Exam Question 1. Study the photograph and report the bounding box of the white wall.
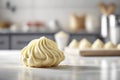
[0,0,120,27]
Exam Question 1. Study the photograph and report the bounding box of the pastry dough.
[104,41,116,49]
[68,39,78,48]
[21,37,65,67]
[79,38,92,49]
[55,31,68,38]
[92,39,104,49]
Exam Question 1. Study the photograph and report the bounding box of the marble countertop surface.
[0,50,120,80]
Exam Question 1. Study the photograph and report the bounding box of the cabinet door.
[11,35,54,49]
[70,35,98,43]
[0,35,9,49]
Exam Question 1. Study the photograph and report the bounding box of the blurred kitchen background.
[0,0,120,50]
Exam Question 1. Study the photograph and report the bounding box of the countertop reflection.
[0,65,100,80]
[0,50,120,80]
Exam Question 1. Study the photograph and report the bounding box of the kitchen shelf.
[0,30,100,35]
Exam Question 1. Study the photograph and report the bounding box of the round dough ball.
[79,38,92,49]
[92,39,104,49]
[68,39,79,48]
[117,44,120,49]
[104,41,116,49]
[21,37,65,68]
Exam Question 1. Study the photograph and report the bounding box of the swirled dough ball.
[79,38,92,49]
[117,44,120,49]
[92,39,104,49]
[68,39,79,48]
[20,37,65,68]
[104,41,116,49]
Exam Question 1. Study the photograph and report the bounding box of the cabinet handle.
[17,41,29,44]
[0,41,4,45]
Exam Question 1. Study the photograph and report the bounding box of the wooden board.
[65,47,120,56]
[80,49,120,56]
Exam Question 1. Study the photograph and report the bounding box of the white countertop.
[0,50,120,80]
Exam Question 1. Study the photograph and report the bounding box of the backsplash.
[0,0,120,27]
